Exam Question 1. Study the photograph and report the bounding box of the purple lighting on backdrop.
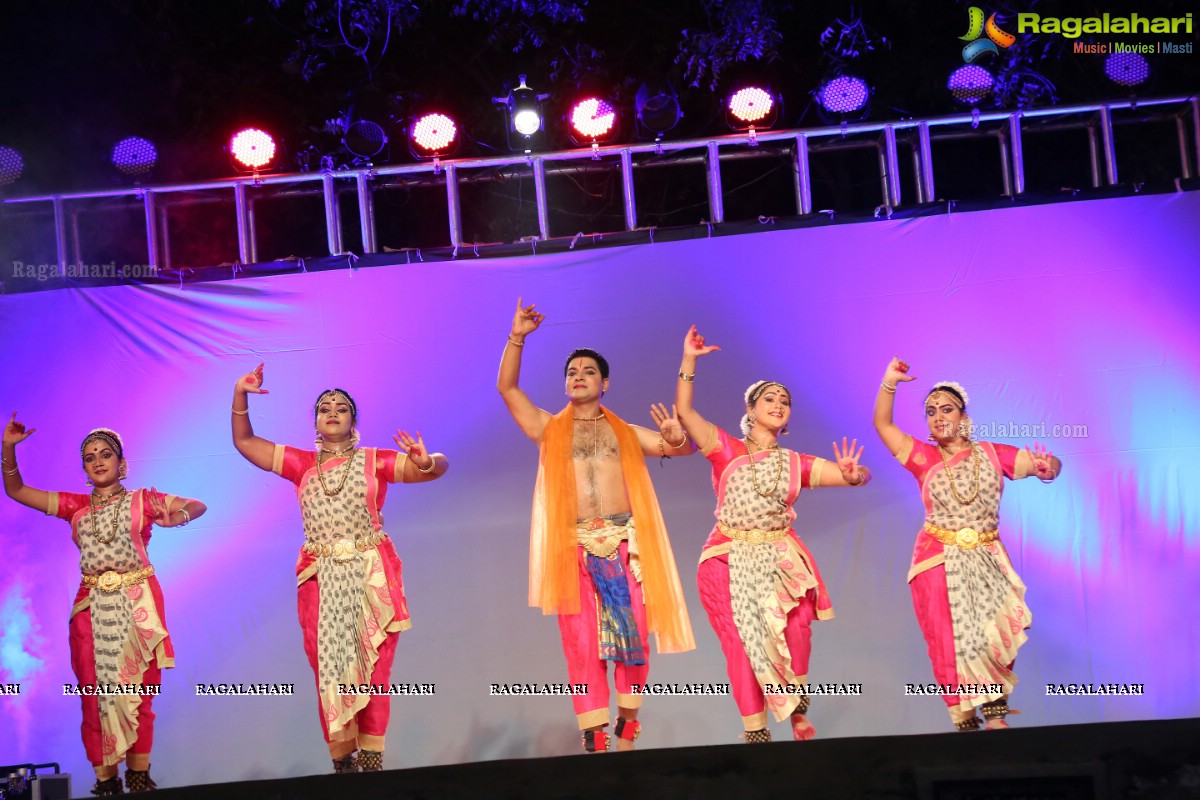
[1105,51,1151,87]
[817,75,870,114]
[1,190,1198,785]
[948,65,994,104]
[0,145,24,186]
[111,136,158,178]
[229,127,276,170]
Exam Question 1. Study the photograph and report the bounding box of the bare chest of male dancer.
[572,417,631,523]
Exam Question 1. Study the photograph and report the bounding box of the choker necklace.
[317,448,356,497]
[573,413,605,421]
[319,443,355,457]
[745,435,784,498]
[938,443,981,505]
[88,488,128,545]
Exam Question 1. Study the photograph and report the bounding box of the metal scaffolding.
[4,95,1197,274]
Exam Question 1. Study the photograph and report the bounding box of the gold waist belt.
[82,565,155,593]
[923,522,999,550]
[303,532,388,562]
[717,522,789,545]
[576,518,632,560]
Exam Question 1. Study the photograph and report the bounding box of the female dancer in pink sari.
[873,357,1060,731]
[3,416,206,795]
[675,327,872,743]
[230,364,448,773]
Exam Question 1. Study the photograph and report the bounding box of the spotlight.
[635,80,682,140]
[0,145,24,187]
[111,136,158,178]
[494,75,550,152]
[229,127,277,171]
[1104,51,1150,87]
[343,120,388,161]
[947,65,994,105]
[724,85,779,143]
[816,75,871,119]
[567,97,618,146]
[408,112,460,159]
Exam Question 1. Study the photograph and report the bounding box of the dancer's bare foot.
[984,717,1010,730]
[790,712,816,741]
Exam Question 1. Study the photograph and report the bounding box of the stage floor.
[129,717,1200,800]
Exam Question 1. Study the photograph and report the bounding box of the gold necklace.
[317,448,356,497]
[938,443,981,505]
[745,435,784,498]
[573,413,605,421]
[88,488,128,545]
[319,443,355,457]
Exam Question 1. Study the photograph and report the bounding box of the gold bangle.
[658,434,665,459]
[678,370,695,382]
[880,381,896,394]
[417,455,437,474]
[231,407,250,415]
[507,337,524,348]
[178,507,191,526]
[667,432,688,449]
[3,467,18,476]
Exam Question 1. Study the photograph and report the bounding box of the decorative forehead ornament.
[314,390,357,418]
[745,380,791,406]
[80,428,124,459]
[926,381,970,409]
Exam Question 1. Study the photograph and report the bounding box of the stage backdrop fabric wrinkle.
[1,191,1198,784]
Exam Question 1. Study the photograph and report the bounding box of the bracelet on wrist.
[667,432,688,449]
[678,369,695,383]
[231,406,250,415]
[507,337,525,348]
[178,507,191,526]
[417,455,437,474]
[880,380,896,394]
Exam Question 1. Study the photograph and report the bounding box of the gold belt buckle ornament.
[956,527,980,549]
[97,570,123,592]
[331,538,357,563]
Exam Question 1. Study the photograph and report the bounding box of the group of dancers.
[1,298,1061,794]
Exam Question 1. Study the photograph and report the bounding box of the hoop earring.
[86,478,94,487]
[748,413,757,426]
[782,426,789,435]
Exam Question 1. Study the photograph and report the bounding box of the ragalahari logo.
[960,7,1016,62]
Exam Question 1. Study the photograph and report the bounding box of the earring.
[86,478,94,487]
[748,413,757,425]
[927,434,938,442]
[782,426,789,435]
[958,417,973,440]
[118,467,127,479]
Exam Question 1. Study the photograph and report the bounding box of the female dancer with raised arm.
[230,364,448,772]
[2,415,206,795]
[873,357,1061,731]
[674,326,872,743]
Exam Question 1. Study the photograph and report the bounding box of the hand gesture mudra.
[3,412,36,447]
[832,437,865,484]
[148,488,176,527]
[394,430,434,470]
[650,403,685,445]
[683,325,720,358]
[511,298,545,339]
[884,356,915,386]
[1025,441,1056,480]
[236,363,269,395]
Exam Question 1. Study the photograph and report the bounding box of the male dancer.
[497,298,695,753]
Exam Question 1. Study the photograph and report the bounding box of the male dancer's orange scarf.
[529,405,695,654]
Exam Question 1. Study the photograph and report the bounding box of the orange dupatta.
[529,405,695,654]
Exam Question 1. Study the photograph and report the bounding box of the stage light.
[111,136,158,178]
[567,97,618,145]
[343,120,388,160]
[0,146,24,187]
[635,81,681,140]
[727,86,775,126]
[494,75,549,151]
[817,75,870,116]
[1104,51,1150,87]
[229,127,277,171]
[947,65,994,105]
[409,112,459,159]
